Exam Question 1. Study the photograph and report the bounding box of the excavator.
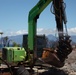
[0,0,72,75]
[28,0,72,68]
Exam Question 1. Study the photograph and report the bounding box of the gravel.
[0,50,76,75]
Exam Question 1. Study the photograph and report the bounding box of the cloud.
[37,28,56,35]
[3,30,28,36]
[1,27,76,36]
[0,30,3,33]
[6,28,56,36]
[13,30,28,36]
[68,27,76,35]
[16,30,28,35]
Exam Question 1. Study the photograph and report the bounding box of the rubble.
[0,50,76,75]
[61,50,76,75]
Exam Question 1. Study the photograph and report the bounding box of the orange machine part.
[41,48,64,68]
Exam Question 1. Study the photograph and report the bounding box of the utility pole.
[0,32,3,49]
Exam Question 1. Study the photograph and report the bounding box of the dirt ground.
[0,49,76,75]
[37,49,76,75]
[61,50,76,75]
[0,73,11,75]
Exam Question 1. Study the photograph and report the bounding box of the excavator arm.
[53,0,72,62]
[28,0,72,68]
[28,0,53,51]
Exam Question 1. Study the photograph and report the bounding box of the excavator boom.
[28,0,52,51]
[28,0,72,68]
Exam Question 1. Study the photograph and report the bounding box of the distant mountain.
[47,34,76,43]
[47,34,57,41]
[8,35,23,44]
[71,36,76,43]
[0,34,76,46]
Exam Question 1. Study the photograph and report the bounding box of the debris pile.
[61,50,76,75]
[0,50,76,75]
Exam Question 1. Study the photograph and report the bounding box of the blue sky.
[0,0,76,36]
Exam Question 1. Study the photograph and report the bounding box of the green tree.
[12,42,20,47]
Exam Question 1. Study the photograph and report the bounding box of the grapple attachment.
[40,36,72,68]
[41,48,64,68]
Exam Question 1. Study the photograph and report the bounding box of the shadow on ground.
[39,67,68,75]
